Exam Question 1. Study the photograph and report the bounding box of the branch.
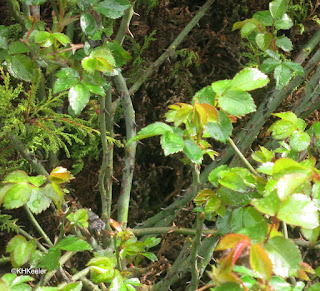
[129,0,215,95]
[130,226,218,236]
[9,134,49,176]
[114,74,136,226]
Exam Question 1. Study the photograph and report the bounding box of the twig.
[23,205,53,247]
[19,228,48,253]
[130,226,218,236]
[129,0,215,95]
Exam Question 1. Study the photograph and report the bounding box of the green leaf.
[0,184,14,206]
[3,183,33,209]
[219,168,256,193]
[269,0,288,19]
[218,90,256,117]
[49,167,74,184]
[81,80,105,96]
[40,247,61,271]
[3,170,29,184]
[81,56,99,74]
[205,195,221,214]
[51,33,71,46]
[251,190,280,216]
[214,283,242,291]
[107,41,132,67]
[93,0,130,19]
[273,158,311,178]
[160,131,184,156]
[8,41,30,55]
[67,209,89,228]
[289,131,310,151]
[44,183,64,211]
[56,67,80,79]
[6,54,36,82]
[211,80,231,95]
[141,252,158,262]
[274,63,292,89]
[206,111,232,143]
[6,235,36,268]
[312,182,320,210]
[264,236,302,277]
[241,21,259,37]
[55,235,92,251]
[277,194,319,229]
[302,226,320,245]
[183,139,203,164]
[60,282,83,291]
[277,173,310,200]
[80,13,98,36]
[192,86,216,106]
[230,68,269,91]
[276,36,293,52]
[238,221,268,244]
[208,165,229,187]
[283,61,305,77]
[68,83,90,115]
[274,13,293,30]
[260,58,281,73]
[87,256,116,283]
[256,32,272,51]
[34,31,52,47]
[27,187,51,214]
[126,122,173,145]
[273,111,298,123]
[253,10,273,26]
[268,119,296,139]
[28,175,47,187]
[250,243,272,281]
[217,186,257,207]
[252,146,275,163]
[54,77,80,94]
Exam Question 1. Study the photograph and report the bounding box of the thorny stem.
[57,267,90,289]
[23,205,53,247]
[188,165,203,290]
[228,137,261,177]
[129,0,215,95]
[130,226,218,236]
[114,74,136,226]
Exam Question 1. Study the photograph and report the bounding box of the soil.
[1,0,320,289]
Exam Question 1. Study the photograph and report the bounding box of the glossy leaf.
[160,131,184,156]
[8,41,30,55]
[274,63,292,89]
[194,188,216,206]
[183,139,203,164]
[260,58,281,73]
[277,194,319,229]
[192,85,216,106]
[241,21,259,37]
[238,221,268,244]
[206,110,232,143]
[28,175,47,187]
[252,146,275,163]
[217,186,257,207]
[67,209,89,228]
[250,243,272,281]
[205,195,221,214]
[126,122,173,145]
[3,170,29,184]
[253,10,273,26]
[230,68,269,91]
[49,167,74,184]
[81,80,105,96]
[268,120,297,139]
[93,0,130,19]
[27,187,51,214]
[107,41,132,67]
[283,61,305,77]
[211,80,232,95]
[208,165,229,187]
[3,183,33,209]
[173,104,193,127]
[274,13,293,30]
[80,13,98,36]
[276,36,293,52]
[52,33,71,46]
[269,0,288,19]
[273,158,311,178]
[6,54,36,82]
[289,131,310,151]
[6,235,36,268]
[251,190,280,216]
[302,226,320,245]
[256,32,272,51]
[218,90,256,117]
[277,173,310,200]
[219,168,256,193]
[55,235,92,251]
[264,236,302,277]
[215,233,251,251]
[87,256,116,283]
[68,83,90,115]
[34,31,52,47]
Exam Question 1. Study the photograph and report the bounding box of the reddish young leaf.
[216,233,251,251]
[198,103,219,122]
[250,243,272,281]
[232,240,251,267]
